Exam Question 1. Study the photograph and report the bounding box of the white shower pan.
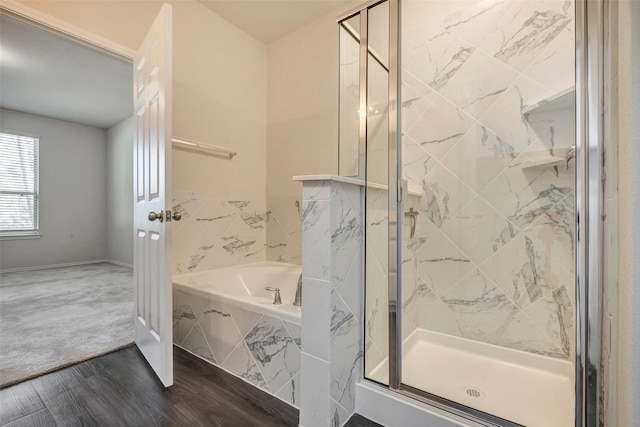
[368,329,574,427]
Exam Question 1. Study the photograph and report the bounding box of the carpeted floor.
[0,263,134,388]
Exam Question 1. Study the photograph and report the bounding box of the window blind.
[0,132,39,233]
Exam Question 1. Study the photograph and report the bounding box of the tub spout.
[294,274,302,307]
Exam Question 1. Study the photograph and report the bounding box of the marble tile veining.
[440,196,519,265]
[330,289,360,413]
[181,323,216,364]
[404,27,476,92]
[405,94,476,160]
[245,315,301,393]
[439,50,519,119]
[441,123,519,193]
[399,0,575,361]
[173,290,196,346]
[175,286,301,406]
[172,193,268,274]
[440,269,519,339]
[221,340,269,392]
[198,300,243,364]
[480,0,572,72]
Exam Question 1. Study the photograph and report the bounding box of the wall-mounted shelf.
[366,181,423,197]
[523,87,575,115]
[172,137,236,159]
[520,156,565,169]
[520,147,574,170]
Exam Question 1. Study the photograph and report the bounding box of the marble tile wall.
[395,0,576,360]
[173,289,302,407]
[364,186,389,379]
[172,192,268,274]
[172,191,302,273]
[266,197,303,265]
[299,178,363,427]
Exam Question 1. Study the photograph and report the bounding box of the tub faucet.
[265,287,282,305]
[293,274,302,307]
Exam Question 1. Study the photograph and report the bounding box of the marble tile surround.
[267,197,303,265]
[299,178,363,427]
[394,0,576,362]
[172,192,302,274]
[173,289,301,408]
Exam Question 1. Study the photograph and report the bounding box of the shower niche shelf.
[520,156,565,169]
[366,181,423,197]
[520,146,575,170]
[523,86,575,116]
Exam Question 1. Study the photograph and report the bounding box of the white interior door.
[133,3,173,387]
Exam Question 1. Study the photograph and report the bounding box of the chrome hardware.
[293,274,302,307]
[404,208,418,239]
[165,210,182,222]
[565,146,576,170]
[398,179,408,202]
[265,287,282,305]
[148,211,164,222]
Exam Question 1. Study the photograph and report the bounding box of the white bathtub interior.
[173,262,302,323]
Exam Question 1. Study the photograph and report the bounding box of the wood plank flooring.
[0,345,382,427]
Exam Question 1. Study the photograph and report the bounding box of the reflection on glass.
[364,0,390,385]
[338,15,361,178]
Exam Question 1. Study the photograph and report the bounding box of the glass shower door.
[399,0,576,425]
[363,0,391,386]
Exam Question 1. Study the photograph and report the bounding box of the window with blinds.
[0,131,39,234]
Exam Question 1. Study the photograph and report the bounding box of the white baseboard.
[107,260,133,269]
[0,259,112,274]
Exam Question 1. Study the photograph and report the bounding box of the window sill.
[0,233,42,241]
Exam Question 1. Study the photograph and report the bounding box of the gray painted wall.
[0,108,107,270]
[616,0,640,425]
[106,117,133,266]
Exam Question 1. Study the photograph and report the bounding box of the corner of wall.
[106,116,135,266]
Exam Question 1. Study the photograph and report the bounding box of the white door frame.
[0,0,174,383]
[0,0,135,63]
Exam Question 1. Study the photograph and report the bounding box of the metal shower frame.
[337,0,605,424]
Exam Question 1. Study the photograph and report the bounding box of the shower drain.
[466,388,481,398]
[463,387,485,399]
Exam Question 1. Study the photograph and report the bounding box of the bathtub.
[173,262,302,408]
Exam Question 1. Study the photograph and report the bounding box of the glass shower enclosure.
[338,0,601,425]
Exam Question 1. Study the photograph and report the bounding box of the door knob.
[165,210,181,222]
[148,211,164,222]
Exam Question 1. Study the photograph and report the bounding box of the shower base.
[368,329,574,427]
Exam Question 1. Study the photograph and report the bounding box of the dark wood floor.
[0,345,382,427]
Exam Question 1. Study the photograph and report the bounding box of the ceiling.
[0,1,359,129]
[0,14,133,129]
[198,0,358,44]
